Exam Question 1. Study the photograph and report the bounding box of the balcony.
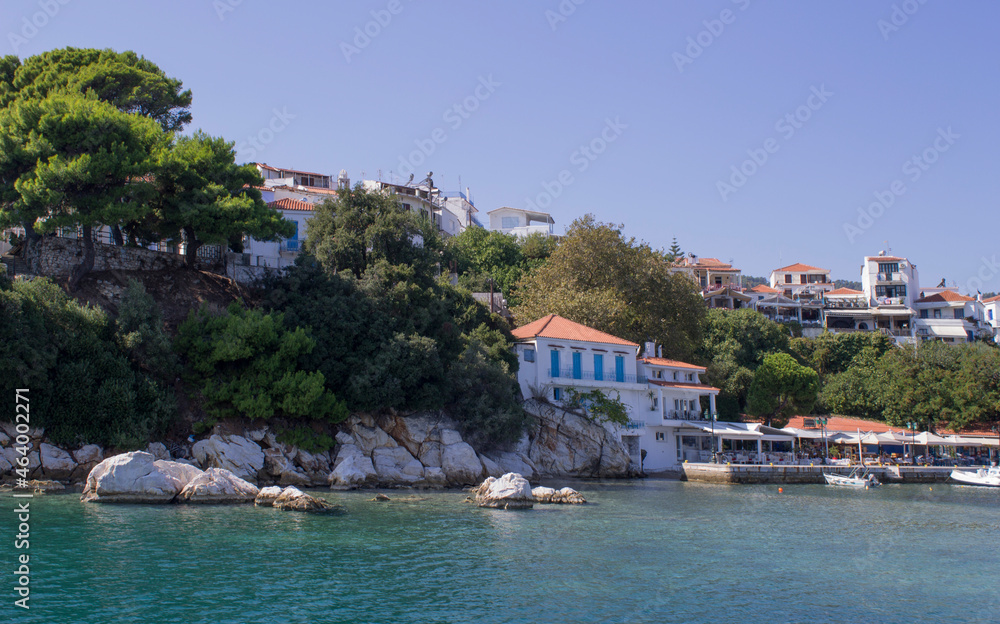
[876,272,903,283]
[281,240,300,253]
[664,410,709,421]
[621,420,646,432]
[548,368,645,384]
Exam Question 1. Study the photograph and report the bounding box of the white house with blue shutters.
[511,314,724,472]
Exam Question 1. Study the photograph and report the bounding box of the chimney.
[658,345,663,358]
[644,341,655,358]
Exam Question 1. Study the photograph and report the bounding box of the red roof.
[915,291,973,304]
[827,287,864,295]
[648,379,719,393]
[785,415,996,437]
[750,284,780,293]
[984,295,1000,303]
[511,314,638,347]
[267,198,315,212]
[775,263,828,273]
[639,357,705,371]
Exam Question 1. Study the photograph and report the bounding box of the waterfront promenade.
[680,462,972,484]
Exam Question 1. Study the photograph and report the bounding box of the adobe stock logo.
[716,85,833,202]
[7,0,72,54]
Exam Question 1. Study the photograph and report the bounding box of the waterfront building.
[913,290,993,343]
[983,295,1000,342]
[487,207,555,237]
[510,314,722,472]
[768,263,834,299]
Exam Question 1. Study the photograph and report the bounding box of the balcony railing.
[664,410,707,420]
[622,420,646,431]
[281,240,300,253]
[548,368,645,384]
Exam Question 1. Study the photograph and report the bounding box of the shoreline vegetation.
[2,48,999,490]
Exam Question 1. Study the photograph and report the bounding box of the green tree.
[2,94,167,289]
[150,131,293,266]
[790,331,894,376]
[2,47,192,131]
[304,184,442,279]
[175,303,348,424]
[667,237,683,261]
[747,352,819,427]
[513,215,705,360]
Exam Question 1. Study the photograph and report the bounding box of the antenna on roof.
[378,169,382,182]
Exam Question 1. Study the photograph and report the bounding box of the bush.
[0,277,174,448]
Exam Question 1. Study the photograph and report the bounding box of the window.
[673,371,678,381]
[501,216,519,229]
[594,354,604,381]
[550,350,560,378]
[990,310,994,321]
[920,309,928,319]
[878,262,899,275]
[553,388,562,401]
[954,309,964,319]
[572,352,582,379]
[800,275,807,284]
[934,309,941,319]
[615,356,625,382]
[714,277,722,286]
[784,274,792,284]
[655,432,665,441]
[652,397,658,408]
[401,203,412,212]
[524,348,535,362]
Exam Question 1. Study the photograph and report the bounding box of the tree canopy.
[513,215,705,360]
[746,352,820,428]
[446,228,556,304]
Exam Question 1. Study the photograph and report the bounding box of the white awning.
[926,325,970,339]
[948,436,1000,447]
[916,432,958,445]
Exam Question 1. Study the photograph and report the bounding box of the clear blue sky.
[5,1,999,290]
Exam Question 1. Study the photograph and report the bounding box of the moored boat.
[823,469,880,488]
[949,466,1000,487]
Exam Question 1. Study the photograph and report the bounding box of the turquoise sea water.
[1,480,998,624]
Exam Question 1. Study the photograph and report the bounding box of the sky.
[4,1,999,292]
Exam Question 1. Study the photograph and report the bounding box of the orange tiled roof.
[827,287,864,295]
[750,284,780,293]
[511,314,638,347]
[915,291,974,304]
[984,295,1000,303]
[256,162,329,178]
[267,198,315,212]
[639,357,705,371]
[775,263,829,273]
[648,379,719,392]
[784,415,996,437]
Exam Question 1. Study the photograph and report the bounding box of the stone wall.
[24,236,219,277]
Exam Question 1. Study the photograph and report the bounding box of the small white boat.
[950,466,1000,487]
[824,469,880,488]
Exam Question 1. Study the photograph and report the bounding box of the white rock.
[145,442,170,460]
[441,442,484,485]
[328,444,377,489]
[386,414,440,456]
[245,429,268,442]
[73,445,104,465]
[479,453,502,477]
[3,447,39,475]
[81,452,203,503]
[295,448,329,476]
[255,485,283,507]
[492,451,538,481]
[524,400,631,478]
[531,486,586,504]
[263,448,310,487]
[334,431,355,446]
[352,425,397,455]
[191,434,265,481]
[39,443,77,480]
[372,446,424,484]
[474,473,533,509]
[439,429,464,446]
[273,486,335,513]
[423,466,448,486]
[178,468,259,504]
[531,486,556,502]
[417,441,443,468]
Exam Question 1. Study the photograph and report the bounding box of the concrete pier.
[681,462,963,484]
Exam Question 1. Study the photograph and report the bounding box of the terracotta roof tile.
[827,287,864,295]
[750,284,780,293]
[256,162,329,178]
[267,198,315,212]
[984,295,1000,303]
[784,415,996,437]
[648,379,719,392]
[511,314,638,347]
[639,357,706,371]
[915,291,974,304]
[775,263,829,273]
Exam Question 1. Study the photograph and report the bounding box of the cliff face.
[1,403,634,489]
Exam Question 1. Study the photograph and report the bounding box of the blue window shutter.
[572,352,582,379]
[551,350,560,378]
[594,354,604,380]
[615,356,624,382]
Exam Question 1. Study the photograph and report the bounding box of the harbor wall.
[681,463,958,484]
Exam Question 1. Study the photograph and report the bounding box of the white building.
[769,263,833,299]
[487,207,555,237]
[672,253,742,291]
[913,290,992,343]
[510,314,722,473]
[857,252,919,341]
[984,295,1000,341]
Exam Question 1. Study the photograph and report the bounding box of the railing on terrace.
[664,410,711,421]
[622,421,646,431]
[547,368,645,384]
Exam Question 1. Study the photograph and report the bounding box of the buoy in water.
[778,487,783,493]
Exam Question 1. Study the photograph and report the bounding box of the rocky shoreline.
[0,400,635,490]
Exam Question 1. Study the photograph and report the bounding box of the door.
[594,354,604,381]
[551,349,560,378]
[615,356,625,382]
[572,352,582,379]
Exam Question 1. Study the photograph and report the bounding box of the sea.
[2,479,998,624]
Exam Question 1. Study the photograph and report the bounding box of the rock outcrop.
[81,452,202,503]
[532,486,587,504]
[272,486,338,513]
[474,473,534,509]
[328,444,378,489]
[522,400,631,478]
[178,468,259,504]
[39,443,77,480]
[254,485,284,507]
[192,434,265,481]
